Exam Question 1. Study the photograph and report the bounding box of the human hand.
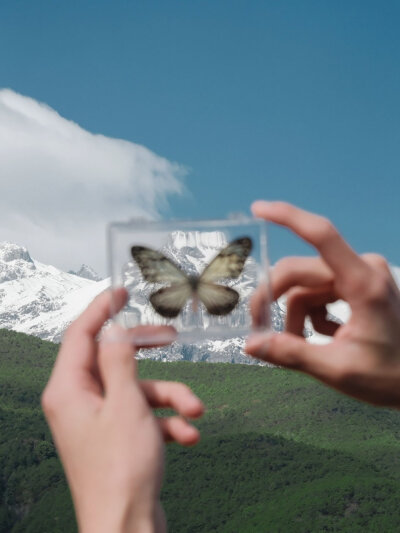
[42,288,204,533]
[246,201,400,408]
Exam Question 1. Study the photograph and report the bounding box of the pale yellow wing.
[149,283,192,318]
[200,237,252,283]
[197,282,239,315]
[131,246,187,283]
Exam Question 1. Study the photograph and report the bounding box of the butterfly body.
[131,236,252,318]
[187,275,200,291]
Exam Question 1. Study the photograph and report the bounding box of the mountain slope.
[1,329,400,532]
[0,242,107,342]
[68,264,102,281]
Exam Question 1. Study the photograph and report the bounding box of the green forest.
[1,328,400,532]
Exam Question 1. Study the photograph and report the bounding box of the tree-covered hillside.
[1,328,400,532]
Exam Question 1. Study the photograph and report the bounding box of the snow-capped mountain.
[0,237,276,362]
[0,239,398,364]
[69,264,103,282]
[391,266,400,287]
[0,242,107,342]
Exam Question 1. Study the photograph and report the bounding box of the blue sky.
[1,0,400,266]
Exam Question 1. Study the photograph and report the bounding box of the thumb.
[98,325,178,395]
[98,325,137,395]
[245,332,322,374]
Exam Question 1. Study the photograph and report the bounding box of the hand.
[42,288,204,533]
[246,201,400,408]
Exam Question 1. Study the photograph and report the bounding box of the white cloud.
[0,89,186,274]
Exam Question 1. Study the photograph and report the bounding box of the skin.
[42,288,204,533]
[246,201,400,408]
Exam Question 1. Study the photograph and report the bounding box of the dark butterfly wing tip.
[160,310,181,318]
[131,245,147,260]
[150,305,181,318]
[234,236,252,247]
[242,236,253,247]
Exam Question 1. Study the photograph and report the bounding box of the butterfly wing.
[197,282,239,315]
[131,238,252,318]
[149,283,192,318]
[200,237,252,283]
[131,246,191,318]
[197,237,252,315]
[131,246,187,283]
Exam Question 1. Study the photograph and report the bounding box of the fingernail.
[252,200,271,209]
[245,332,270,357]
[186,395,204,414]
[101,324,127,343]
[183,426,200,446]
[133,330,177,346]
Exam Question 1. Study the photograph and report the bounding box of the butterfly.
[130,236,253,318]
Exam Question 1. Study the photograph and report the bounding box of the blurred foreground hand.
[42,288,204,533]
[246,201,400,409]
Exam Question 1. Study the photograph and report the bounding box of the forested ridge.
[1,328,400,532]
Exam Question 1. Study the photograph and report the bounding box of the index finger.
[251,201,370,286]
[58,287,128,374]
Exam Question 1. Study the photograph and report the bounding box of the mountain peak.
[0,246,107,341]
[69,264,102,282]
[0,241,33,264]
[0,241,36,283]
[167,230,227,251]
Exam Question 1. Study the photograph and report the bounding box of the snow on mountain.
[1,239,399,363]
[0,242,36,282]
[0,235,269,362]
[308,300,349,345]
[69,264,103,282]
[391,265,400,287]
[167,230,227,251]
[0,242,107,342]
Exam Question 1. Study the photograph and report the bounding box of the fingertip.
[251,200,271,217]
[245,332,271,359]
[132,325,177,348]
[160,417,201,446]
[246,331,310,370]
[101,323,130,343]
[111,287,129,312]
[115,286,129,298]
[183,396,205,419]
[179,425,201,447]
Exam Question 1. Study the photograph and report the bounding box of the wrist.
[79,502,163,533]
[81,515,157,533]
